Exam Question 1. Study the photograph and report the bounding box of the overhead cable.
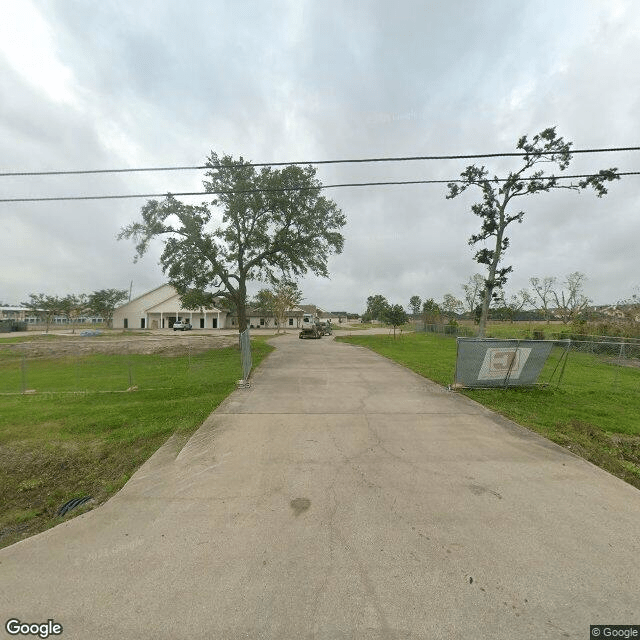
[1,172,638,203]
[1,146,639,178]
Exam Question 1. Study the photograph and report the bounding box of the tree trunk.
[237,281,248,333]
[477,201,507,338]
[477,288,491,338]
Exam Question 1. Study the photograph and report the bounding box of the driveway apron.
[1,333,638,639]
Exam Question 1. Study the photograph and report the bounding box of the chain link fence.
[566,338,640,394]
[453,338,640,392]
[0,335,240,395]
[413,324,640,392]
[454,339,567,389]
[413,322,476,337]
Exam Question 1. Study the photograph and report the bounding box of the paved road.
[1,333,639,639]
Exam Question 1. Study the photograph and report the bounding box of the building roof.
[299,304,323,315]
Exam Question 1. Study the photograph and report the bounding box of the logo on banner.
[478,347,532,380]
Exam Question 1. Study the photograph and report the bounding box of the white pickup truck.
[173,320,192,331]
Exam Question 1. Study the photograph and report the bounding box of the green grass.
[337,332,640,489]
[0,339,274,549]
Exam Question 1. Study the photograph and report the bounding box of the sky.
[1,0,639,312]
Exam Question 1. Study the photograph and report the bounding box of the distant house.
[0,306,32,322]
[0,306,103,325]
[230,306,305,330]
[112,284,229,330]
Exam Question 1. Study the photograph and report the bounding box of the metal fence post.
[612,342,625,390]
[239,328,252,383]
[21,353,27,394]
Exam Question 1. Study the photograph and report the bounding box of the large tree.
[409,295,422,316]
[447,127,619,337]
[364,294,390,322]
[59,293,89,333]
[119,153,345,332]
[22,293,62,333]
[383,304,408,339]
[422,298,441,325]
[88,289,128,328]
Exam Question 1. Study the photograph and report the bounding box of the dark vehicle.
[299,313,322,339]
[299,324,322,339]
[173,321,192,331]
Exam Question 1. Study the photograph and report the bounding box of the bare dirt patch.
[3,333,239,358]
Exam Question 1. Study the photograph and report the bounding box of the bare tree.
[446,127,619,337]
[615,287,640,326]
[552,272,591,324]
[441,293,463,318]
[530,276,557,324]
[494,288,534,322]
[461,274,485,314]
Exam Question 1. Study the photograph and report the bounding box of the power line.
[1,172,638,203]
[1,146,639,178]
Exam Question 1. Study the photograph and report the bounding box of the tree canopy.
[119,152,345,332]
[446,127,619,337]
[88,289,128,328]
[409,295,422,316]
[383,304,408,339]
[363,294,390,322]
[21,294,62,333]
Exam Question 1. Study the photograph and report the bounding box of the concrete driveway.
[1,332,638,639]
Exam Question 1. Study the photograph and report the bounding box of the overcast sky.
[1,0,639,312]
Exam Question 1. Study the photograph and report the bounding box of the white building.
[112,284,229,330]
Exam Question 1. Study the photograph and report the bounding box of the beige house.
[112,284,229,330]
[237,306,304,329]
[113,284,311,330]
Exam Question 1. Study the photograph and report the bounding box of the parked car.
[173,321,192,331]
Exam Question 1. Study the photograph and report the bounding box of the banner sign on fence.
[455,338,555,388]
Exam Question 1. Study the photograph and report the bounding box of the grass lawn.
[337,332,640,489]
[0,338,273,549]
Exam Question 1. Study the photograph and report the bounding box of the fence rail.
[0,335,240,394]
[412,324,640,393]
[413,323,476,337]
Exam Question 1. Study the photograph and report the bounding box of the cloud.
[1,0,639,311]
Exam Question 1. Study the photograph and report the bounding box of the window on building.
[289,318,294,326]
